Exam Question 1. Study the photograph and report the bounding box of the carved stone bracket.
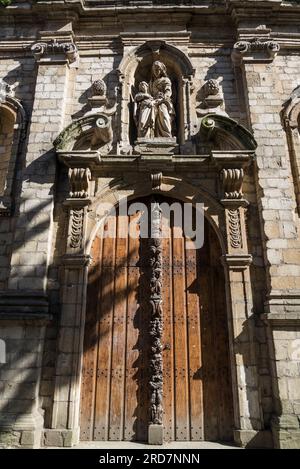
[31,40,79,66]
[213,152,253,254]
[221,168,244,199]
[68,167,91,198]
[232,38,280,65]
[212,150,253,204]
[151,173,163,191]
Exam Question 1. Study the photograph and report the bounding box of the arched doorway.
[79,196,234,442]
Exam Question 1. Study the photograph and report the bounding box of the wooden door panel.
[94,218,115,441]
[185,243,203,441]
[172,226,190,441]
[161,228,175,441]
[80,235,101,441]
[80,197,234,442]
[123,215,141,441]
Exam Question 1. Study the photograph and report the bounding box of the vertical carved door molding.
[148,198,164,444]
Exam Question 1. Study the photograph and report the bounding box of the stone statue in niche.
[134,60,175,139]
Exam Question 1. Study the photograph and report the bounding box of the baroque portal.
[134,60,175,139]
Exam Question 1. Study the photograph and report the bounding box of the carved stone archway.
[49,159,265,446]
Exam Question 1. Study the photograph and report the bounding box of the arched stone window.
[0,81,26,215]
[281,85,300,215]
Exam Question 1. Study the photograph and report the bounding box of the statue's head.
[151,61,167,79]
[139,81,149,93]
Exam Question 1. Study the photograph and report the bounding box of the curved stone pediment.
[53,113,114,152]
[198,114,257,151]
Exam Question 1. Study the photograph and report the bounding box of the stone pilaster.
[232,33,300,448]
[49,163,91,445]
[49,250,91,447]
[263,296,300,449]
[220,164,266,447]
[8,34,78,293]
[1,32,78,447]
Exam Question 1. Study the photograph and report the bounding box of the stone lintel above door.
[57,149,254,175]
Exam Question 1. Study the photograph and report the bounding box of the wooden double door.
[80,196,234,442]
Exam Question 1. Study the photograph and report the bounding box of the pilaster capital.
[221,254,253,270]
[231,38,280,66]
[220,168,244,200]
[62,254,92,268]
[31,39,79,66]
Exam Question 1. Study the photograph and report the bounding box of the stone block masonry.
[0,0,300,449]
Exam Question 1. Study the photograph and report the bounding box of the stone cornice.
[264,292,300,321]
[221,253,253,269]
[0,313,52,325]
[62,253,92,268]
[0,291,50,322]
[57,150,255,174]
[262,311,300,326]
[1,1,299,23]
[1,2,300,54]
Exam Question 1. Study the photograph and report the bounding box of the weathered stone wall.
[241,52,300,447]
[0,56,36,288]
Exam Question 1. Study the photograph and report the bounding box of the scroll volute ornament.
[68,168,91,198]
[31,39,79,65]
[221,168,244,199]
[231,38,280,65]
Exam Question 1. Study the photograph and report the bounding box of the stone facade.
[0,0,300,448]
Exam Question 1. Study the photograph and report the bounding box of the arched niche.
[281,85,300,215]
[117,41,195,152]
[0,91,26,215]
